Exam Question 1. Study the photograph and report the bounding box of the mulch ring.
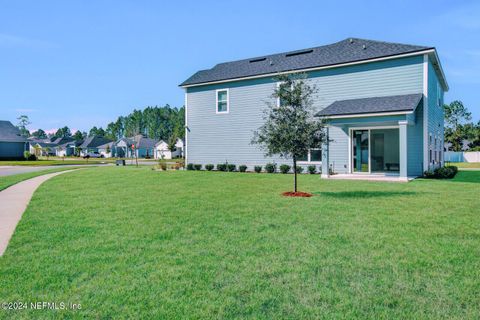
[281,191,313,197]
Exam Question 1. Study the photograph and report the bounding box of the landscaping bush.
[280,164,291,174]
[186,163,194,170]
[424,165,458,179]
[227,164,236,172]
[194,164,202,171]
[295,166,304,173]
[205,164,214,171]
[239,165,247,172]
[23,151,37,161]
[307,165,317,174]
[160,162,167,171]
[217,163,227,172]
[265,163,276,173]
[254,166,262,173]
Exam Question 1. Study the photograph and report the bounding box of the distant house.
[0,120,29,160]
[78,136,113,156]
[154,138,184,159]
[97,142,114,158]
[50,137,76,156]
[113,135,157,158]
[29,141,57,156]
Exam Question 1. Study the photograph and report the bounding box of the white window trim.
[297,148,322,164]
[216,89,229,114]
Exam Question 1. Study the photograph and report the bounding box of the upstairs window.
[216,89,229,114]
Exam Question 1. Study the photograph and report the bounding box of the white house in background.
[154,138,184,159]
[97,142,114,158]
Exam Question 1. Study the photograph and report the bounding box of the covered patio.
[317,93,424,181]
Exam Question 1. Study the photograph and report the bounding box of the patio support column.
[399,120,408,180]
[321,126,329,179]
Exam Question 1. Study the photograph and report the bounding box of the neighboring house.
[181,38,448,179]
[31,141,57,156]
[0,120,29,160]
[97,142,114,158]
[78,136,113,155]
[113,135,157,158]
[154,138,184,159]
[51,137,76,156]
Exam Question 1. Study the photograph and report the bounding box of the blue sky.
[1,0,479,132]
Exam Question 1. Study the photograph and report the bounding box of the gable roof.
[0,120,27,142]
[181,38,436,87]
[97,141,114,149]
[316,93,423,118]
[132,135,157,149]
[79,136,113,149]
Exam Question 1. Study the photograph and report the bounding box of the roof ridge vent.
[362,44,367,50]
[349,38,354,43]
[249,57,266,63]
[285,49,313,57]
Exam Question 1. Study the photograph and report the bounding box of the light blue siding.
[407,103,424,176]
[186,55,424,170]
[427,58,445,169]
[0,142,26,159]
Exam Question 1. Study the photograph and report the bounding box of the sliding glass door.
[352,130,369,173]
[351,128,400,174]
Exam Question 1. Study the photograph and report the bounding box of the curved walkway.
[0,170,74,256]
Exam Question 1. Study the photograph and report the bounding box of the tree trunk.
[293,156,297,192]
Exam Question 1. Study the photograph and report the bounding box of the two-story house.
[180,38,448,180]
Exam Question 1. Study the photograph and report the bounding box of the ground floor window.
[298,148,322,163]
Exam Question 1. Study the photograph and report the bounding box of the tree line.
[444,101,480,151]
[21,104,185,144]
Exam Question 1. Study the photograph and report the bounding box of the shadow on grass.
[312,191,418,198]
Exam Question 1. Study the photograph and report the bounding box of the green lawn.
[448,162,480,169]
[0,167,479,319]
[0,158,183,166]
[0,167,77,191]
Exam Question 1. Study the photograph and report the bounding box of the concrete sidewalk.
[0,171,72,256]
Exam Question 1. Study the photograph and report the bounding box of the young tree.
[16,115,31,137]
[252,74,327,192]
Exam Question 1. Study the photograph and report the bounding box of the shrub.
[265,162,276,173]
[424,165,458,179]
[186,163,194,170]
[194,164,202,171]
[279,164,291,174]
[160,162,167,171]
[23,151,37,161]
[254,166,262,173]
[227,164,236,172]
[239,165,247,172]
[205,164,214,171]
[307,165,317,174]
[217,163,227,171]
[295,166,304,173]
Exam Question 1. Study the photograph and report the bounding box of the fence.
[445,151,480,163]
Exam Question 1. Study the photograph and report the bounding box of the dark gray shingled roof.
[0,120,27,142]
[180,38,432,86]
[79,136,113,149]
[316,93,423,117]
